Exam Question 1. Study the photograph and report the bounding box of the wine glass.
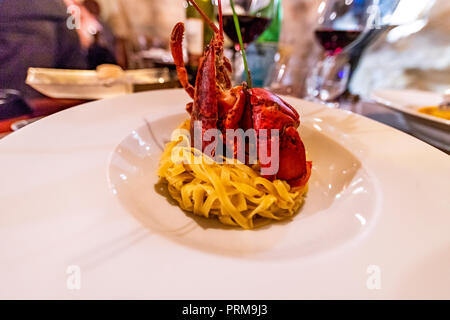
[305,0,383,103]
[220,0,278,84]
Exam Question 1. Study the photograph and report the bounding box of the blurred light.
[345,0,353,5]
[88,26,97,35]
[318,1,326,14]
[276,64,286,82]
[387,20,427,42]
[389,0,434,25]
[352,186,365,194]
[329,12,337,20]
[351,177,363,186]
[355,213,366,225]
[132,131,149,148]
[274,52,280,62]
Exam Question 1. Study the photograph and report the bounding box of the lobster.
[170,0,311,188]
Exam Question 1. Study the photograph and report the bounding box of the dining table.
[1,87,449,300]
[0,98,88,138]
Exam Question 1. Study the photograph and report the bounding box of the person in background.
[0,0,87,98]
[0,0,120,99]
[81,0,118,69]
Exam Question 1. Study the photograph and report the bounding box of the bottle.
[185,0,215,80]
[258,0,282,44]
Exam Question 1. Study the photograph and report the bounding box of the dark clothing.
[87,21,118,69]
[87,42,117,69]
[0,0,87,98]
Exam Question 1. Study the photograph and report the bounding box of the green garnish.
[229,0,252,88]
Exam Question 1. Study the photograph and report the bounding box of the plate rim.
[1,89,449,299]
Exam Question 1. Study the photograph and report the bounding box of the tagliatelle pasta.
[157,120,309,229]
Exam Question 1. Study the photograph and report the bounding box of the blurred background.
[1,0,448,98]
[0,0,449,148]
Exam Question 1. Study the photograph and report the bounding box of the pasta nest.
[157,120,309,229]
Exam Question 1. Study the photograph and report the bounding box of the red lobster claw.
[190,44,218,150]
[248,88,309,187]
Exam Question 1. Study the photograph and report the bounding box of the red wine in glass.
[222,14,272,46]
[314,28,362,55]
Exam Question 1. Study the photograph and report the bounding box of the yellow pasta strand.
[157,121,309,230]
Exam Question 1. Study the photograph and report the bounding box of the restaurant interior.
[0,0,449,301]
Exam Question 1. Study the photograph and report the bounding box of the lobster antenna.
[186,0,219,34]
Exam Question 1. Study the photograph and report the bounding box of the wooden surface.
[27,98,89,117]
[0,98,88,134]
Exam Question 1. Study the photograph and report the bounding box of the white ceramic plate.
[0,89,449,299]
[371,89,450,152]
